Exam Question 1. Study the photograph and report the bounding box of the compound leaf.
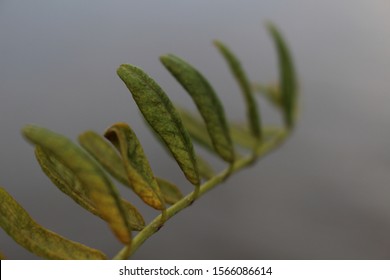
[214,40,262,141]
[0,187,107,259]
[267,23,298,129]
[160,54,235,163]
[104,123,165,210]
[22,125,132,244]
[117,64,200,186]
[35,146,145,231]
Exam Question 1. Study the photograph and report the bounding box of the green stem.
[113,128,288,259]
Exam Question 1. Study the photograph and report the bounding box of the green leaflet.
[267,23,298,129]
[34,146,145,231]
[0,188,107,259]
[160,54,235,163]
[0,251,5,260]
[104,123,165,210]
[22,125,132,244]
[79,130,183,205]
[214,40,262,141]
[179,109,258,151]
[253,83,282,109]
[178,109,214,153]
[229,123,257,150]
[117,64,200,186]
[145,113,215,181]
[195,155,215,180]
[230,124,283,150]
[156,178,183,204]
[35,146,91,211]
[79,131,130,187]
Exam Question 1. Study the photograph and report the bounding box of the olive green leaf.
[117,64,200,186]
[267,23,298,129]
[179,109,257,151]
[253,82,282,109]
[104,123,165,210]
[160,54,235,163]
[214,40,262,141]
[22,125,132,244]
[79,131,183,206]
[229,123,257,150]
[35,146,92,212]
[35,146,145,231]
[230,124,283,150]
[156,178,183,204]
[195,155,215,180]
[118,200,144,231]
[0,187,107,259]
[0,251,5,260]
[178,109,214,153]
[79,130,130,187]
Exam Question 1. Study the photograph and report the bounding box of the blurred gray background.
[1,0,390,259]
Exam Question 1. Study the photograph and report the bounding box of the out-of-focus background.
[1,0,390,259]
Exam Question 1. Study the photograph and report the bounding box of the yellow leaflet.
[104,123,165,210]
[22,125,132,244]
[35,146,144,231]
[79,131,184,206]
[0,188,107,259]
[160,54,235,163]
[156,178,183,205]
[79,131,130,187]
[117,64,200,186]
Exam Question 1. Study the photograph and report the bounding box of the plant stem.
[113,128,288,259]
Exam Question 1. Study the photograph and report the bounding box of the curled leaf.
[117,64,200,186]
[214,40,262,141]
[104,123,165,210]
[267,23,298,129]
[35,145,145,231]
[22,125,132,244]
[79,131,182,206]
[156,178,183,205]
[79,130,129,186]
[0,187,107,259]
[160,54,235,163]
